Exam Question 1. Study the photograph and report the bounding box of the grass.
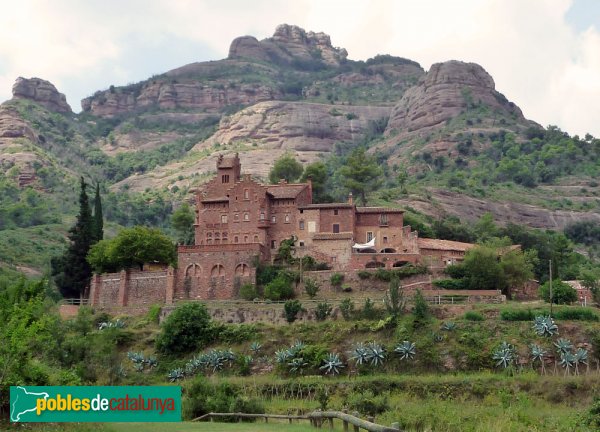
[107,422,321,432]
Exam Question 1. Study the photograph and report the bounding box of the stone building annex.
[89,154,476,308]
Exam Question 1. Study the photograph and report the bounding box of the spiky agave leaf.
[529,344,547,363]
[366,342,386,367]
[394,341,416,360]
[349,342,369,366]
[532,315,558,337]
[554,338,573,355]
[320,353,345,375]
[275,349,293,364]
[127,351,145,364]
[559,351,576,369]
[289,340,306,356]
[206,350,225,372]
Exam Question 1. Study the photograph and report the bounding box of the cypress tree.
[92,182,103,242]
[52,177,94,299]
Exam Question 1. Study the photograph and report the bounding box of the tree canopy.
[269,154,304,184]
[300,161,332,203]
[171,202,195,245]
[338,147,383,205]
[87,226,176,273]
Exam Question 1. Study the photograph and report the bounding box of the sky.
[0,0,599,137]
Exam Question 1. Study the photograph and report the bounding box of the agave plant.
[250,341,262,354]
[275,349,293,364]
[554,338,573,355]
[206,350,226,372]
[529,344,547,374]
[289,340,306,356]
[167,368,185,382]
[320,353,345,375]
[432,332,445,343]
[288,357,308,374]
[573,348,588,375]
[533,315,558,337]
[127,352,145,364]
[492,342,515,369]
[98,319,126,330]
[442,322,457,331]
[144,356,158,368]
[349,342,370,366]
[220,349,236,364]
[394,341,416,360]
[559,351,576,375]
[366,342,386,367]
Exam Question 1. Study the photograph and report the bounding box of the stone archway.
[235,263,250,277]
[184,263,201,298]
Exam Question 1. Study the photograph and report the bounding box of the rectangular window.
[244,213,249,221]
[367,232,373,242]
[221,215,228,224]
[383,236,388,244]
[334,209,339,216]
[299,241,305,247]
[271,240,276,248]
[284,214,290,223]
[379,213,388,226]
[221,174,229,183]
[260,212,265,221]
[244,189,249,200]
[333,224,340,233]
[299,220,305,230]
[271,215,276,223]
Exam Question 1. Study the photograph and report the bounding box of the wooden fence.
[193,410,402,431]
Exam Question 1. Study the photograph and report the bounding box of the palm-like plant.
[492,342,515,369]
[349,342,370,366]
[559,351,576,375]
[366,342,386,367]
[320,353,345,375]
[554,338,573,355]
[533,315,558,337]
[529,344,547,374]
[394,341,416,360]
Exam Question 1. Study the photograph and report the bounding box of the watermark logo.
[10,386,181,422]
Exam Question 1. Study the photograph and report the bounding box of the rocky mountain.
[12,77,72,114]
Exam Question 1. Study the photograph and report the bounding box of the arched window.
[235,263,250,277]
[211,264,225,278]
[254,235,259,243]
[365,261,385,269]
[185,263,201,277]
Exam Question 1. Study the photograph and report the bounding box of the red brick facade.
[90,154,483,306]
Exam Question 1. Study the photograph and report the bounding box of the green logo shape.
[10,386,181,422]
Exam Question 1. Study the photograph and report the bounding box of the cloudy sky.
[0,0,598,136]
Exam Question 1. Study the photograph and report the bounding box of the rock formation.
[229,24,348,66]
[388,61,523,135]
[12,77,71,113]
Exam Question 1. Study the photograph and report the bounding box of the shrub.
[554,308,599,321]
[218,324,257,344]
[147,304,162,324]
[340,298,354,320]
[264,275,294,300]
[346,390,389,416]
[357,270,372,280]
[315,302,332,321]
[284,300,303,323]
[500,307,599,321]
[240,283,258,300]
[156,303,215,355]
[384,278,405,320]
[539,279,578,304]
[330,273,344,287]
[412,289,430,327]
[433,279,468,290]
[464,311,485,321]
[304,278,320,299]
[500,309,535,321]
[361,297,378,320]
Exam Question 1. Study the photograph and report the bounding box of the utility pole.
[549,260,553,317]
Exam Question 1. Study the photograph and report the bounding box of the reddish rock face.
[388,60,524,136]
[12,77,71,113]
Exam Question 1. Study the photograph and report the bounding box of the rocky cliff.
[12,77,71,113]
[229,24,348,66]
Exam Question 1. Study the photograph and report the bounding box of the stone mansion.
[89,154,474,307]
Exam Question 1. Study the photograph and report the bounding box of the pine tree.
[92,182,103,242]
[52,177,94,299]
[338,147,383,205]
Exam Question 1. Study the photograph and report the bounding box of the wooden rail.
[193,410,402,431]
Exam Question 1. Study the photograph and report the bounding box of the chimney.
[348,192,353,204]
[306,175,313,202]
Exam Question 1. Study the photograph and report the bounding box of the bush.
[147,304,162,324]
[218,324,257,344]
[464,311,485,321]
[315,302,332,321]
[284,300,303,323]
[357,270,372,280]
[346,390,389,416]
[264,275,294,300]
[412,289,430,326]
[340,298,354,320]
[554,308,599,321]
[240,283,258,300]
[361,297,379,320]
[304,278,320,299]
[500,307,598,321]
[156,303,216,355]
[330,273,344,287]
[539,279,578,304]
[500,309,534,321]
[432,279,468,290]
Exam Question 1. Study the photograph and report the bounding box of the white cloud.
[0,0,598,136]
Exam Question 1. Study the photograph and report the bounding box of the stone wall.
[90,269,172,307]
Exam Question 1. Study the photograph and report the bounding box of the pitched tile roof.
[266,184,308,199]
[417,238,474,252]
[300,203,354,209]
[355,207,404,214]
